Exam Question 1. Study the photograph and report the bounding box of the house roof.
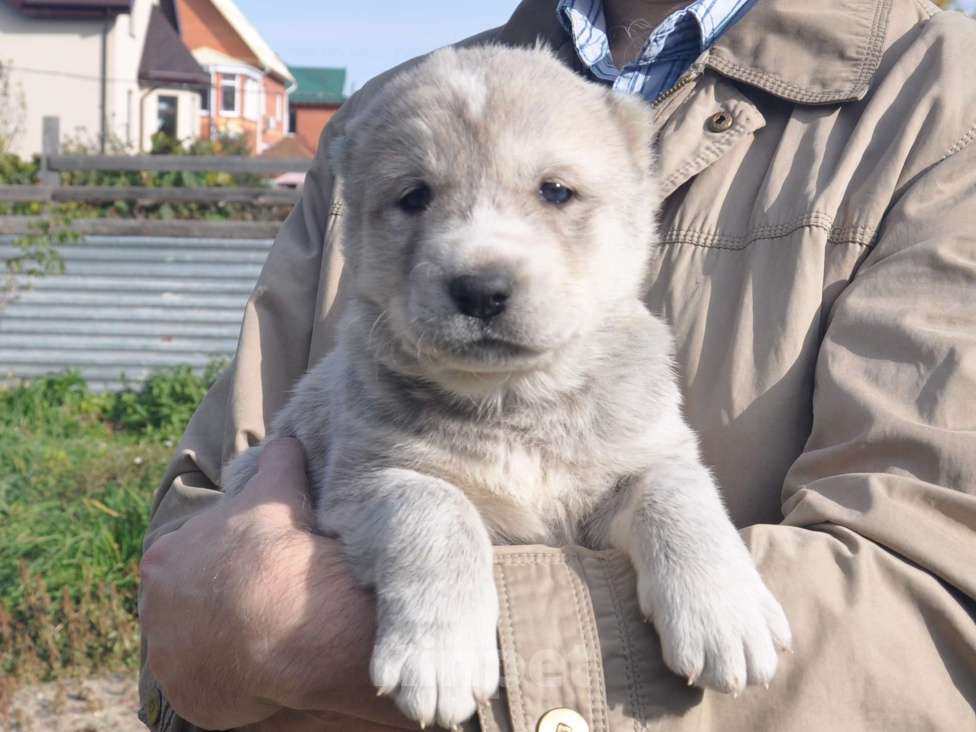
[192,46,253,69]
[158,0,179,30]
[7,0,132,17]
[259,135,314,161]
[139,6,210,88]
[289,66,346,106]
[202,0,293,86]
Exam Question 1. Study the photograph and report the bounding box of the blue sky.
[234,0,976,94]
[234,1,517,94]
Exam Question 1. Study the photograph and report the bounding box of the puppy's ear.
[606,91,655,174]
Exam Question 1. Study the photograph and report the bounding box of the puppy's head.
[333,45,658,393]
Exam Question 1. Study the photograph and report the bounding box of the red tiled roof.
[258,136,314,161]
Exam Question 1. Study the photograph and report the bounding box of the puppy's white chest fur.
[399,431,597,545]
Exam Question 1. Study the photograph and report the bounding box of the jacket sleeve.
[476,131,976,732]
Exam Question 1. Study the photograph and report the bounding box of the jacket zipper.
[652,70,700,109]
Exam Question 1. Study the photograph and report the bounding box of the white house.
[0,0,209,156]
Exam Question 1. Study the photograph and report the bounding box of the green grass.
[0,367,220,687]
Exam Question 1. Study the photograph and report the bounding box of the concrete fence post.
[39,116,61,187]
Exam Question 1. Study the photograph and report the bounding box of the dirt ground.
[1,673,144,732]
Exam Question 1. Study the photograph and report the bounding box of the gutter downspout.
[209,69,216,142]
[100,10,110,153]
[138,86,157,153]
[255,80,262,153]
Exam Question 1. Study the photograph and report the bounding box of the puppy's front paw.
[370,601,499,729]
[640,562,792,695]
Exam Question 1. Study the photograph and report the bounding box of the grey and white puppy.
[224,45,791,729]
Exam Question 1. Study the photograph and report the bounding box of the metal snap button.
[706,110,734,132]
[537,707,589,732]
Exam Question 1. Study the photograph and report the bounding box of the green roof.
[288,65,347,105]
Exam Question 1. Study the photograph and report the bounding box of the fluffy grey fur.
[223,45,791,729]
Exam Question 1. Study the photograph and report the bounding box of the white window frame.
[220,74,240,117]
[243,77,261,122]
[156,94,180,138]
[208,64,263,121]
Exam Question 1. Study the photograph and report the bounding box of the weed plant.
[0,366,222,687]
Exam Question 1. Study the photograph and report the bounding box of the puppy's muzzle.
[448,272,513,320]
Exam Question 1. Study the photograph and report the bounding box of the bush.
[0,154,40,220]
[62,129,260,191]
[105,361,224,441]
[0,154,37,185]
[0,365,222,683]
[0,372,107,437]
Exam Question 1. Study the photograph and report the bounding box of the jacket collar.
[497,0,893,105]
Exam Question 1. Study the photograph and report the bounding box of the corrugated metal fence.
[0,235,272,391]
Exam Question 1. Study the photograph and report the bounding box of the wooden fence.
[0,116,312,239]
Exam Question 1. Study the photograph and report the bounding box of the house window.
[157,95,178,138]
[221,74,239,115]
[200,87,210,113]
[289,108,297,136]
[243,78,260,121]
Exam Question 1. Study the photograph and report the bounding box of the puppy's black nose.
[448,273,512,320]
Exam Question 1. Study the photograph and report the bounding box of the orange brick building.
[173,0,294,154]
[287,66,346,155]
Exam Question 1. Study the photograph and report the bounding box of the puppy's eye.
[398,184,433,213]
[539,181,574,205]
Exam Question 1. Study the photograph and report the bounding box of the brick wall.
[293,105,340,155]
[262,76,287,149]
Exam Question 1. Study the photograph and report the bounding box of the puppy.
[224,44,791,729]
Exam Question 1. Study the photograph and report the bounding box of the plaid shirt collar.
[557,0,756,101]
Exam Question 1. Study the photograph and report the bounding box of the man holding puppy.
[138,0,976,730]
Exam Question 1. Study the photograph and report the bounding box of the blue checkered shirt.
[558,0,756,102]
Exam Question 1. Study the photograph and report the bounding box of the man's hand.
[139,438,405,730]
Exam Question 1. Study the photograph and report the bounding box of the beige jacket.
[139,0,976,729]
